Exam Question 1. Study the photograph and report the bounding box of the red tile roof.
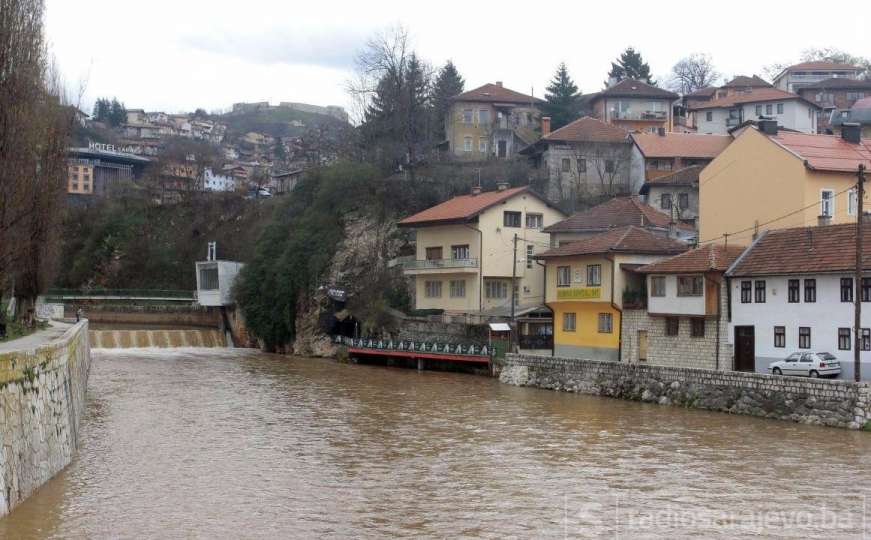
[544,196,693,233]
[722,75,771,88]
[638,166,703,195]
[686,86,718,97]
[538,226,687,258]
[597,79,679,100]
[398,186,545,227]
[688,88,816,110]
[766,131,871,173]
[637,244,746,274]
[452,83,542,104]
[728,223,871,276]
[541,116,629,143]
[631,132,732,159]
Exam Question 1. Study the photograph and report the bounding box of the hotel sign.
[557,287,601,300]
[89,141,138,154]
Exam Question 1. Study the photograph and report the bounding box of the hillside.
[218,107,348,140]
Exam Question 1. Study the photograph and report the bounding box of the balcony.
[611,110,668,121]
[403,258,479,274]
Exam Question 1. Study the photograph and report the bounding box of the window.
[449,280,466,298]
[478,109,489,124]
[485,280,508,299]
[678,193,689,210]
[842,278,854,302]
[661,193,672,210]
[199,266,219,290]
[557,266,571,287]
[654,159,672,171]
[678,276,704,297]
[563,312,576,332]
[665,317,679,336]
[776,103,784,114]
[741,281,752,303]
[425,247,443,260]
[820,189,834,217]
[788,279,800,303]
[799,327,811,349]
[847,92,866,101]
[691,319,705,338]
[463,136,472,152]
[839,328,851,351]
[526,213,543,229]
[577,159,586,173]
[754,280,766,303]
[598,313,612,334]
[755,104,762,116]
[425,280,442,298]
[526,245,534,269]
[561,158,571,172]
[863,328,871,351]
[765,104,772,115]
[463,109,473,124]
[864,278,871,302]
[651,276,666,297]
[479,138,488,153]
[605,160,615,173]
[849,189,858,215]
[804,279,816,303]
[705,111,713,122]
[503,211,521,228]
[774,326,786,348]
[451,244,469,260]
[587,264,602,287]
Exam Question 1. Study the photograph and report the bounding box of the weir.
[89,328,227,348]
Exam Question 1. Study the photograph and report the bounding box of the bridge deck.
[347,347,490,364]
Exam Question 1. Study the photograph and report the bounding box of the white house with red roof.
[772,61,864,94]
[689,88,820,134]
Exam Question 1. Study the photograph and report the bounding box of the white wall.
[696,101,817,135]
[647,274,706,316]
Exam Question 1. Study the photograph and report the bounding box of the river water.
[2,348,871,539]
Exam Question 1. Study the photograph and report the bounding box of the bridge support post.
[417,358,424,371]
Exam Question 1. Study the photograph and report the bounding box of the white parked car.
[769,352,841,378]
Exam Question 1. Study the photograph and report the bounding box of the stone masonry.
[500,353,871,430]
[0,321,91,516]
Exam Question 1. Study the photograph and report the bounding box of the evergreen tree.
[606,48,656,86]
[542,62,580,130]
[430,60,465,140]
[109,98,126,127]
[92,98,111,124]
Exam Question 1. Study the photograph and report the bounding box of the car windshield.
[817,353,837,361]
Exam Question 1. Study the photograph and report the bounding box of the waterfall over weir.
[89,329,226,348]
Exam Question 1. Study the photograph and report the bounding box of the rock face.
[292,213,404,357]
[500,354,871,431]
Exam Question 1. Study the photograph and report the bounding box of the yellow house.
[538,226,686,360]
[699,121,871,245]
[398,184,565,316]
[445,82,542,160]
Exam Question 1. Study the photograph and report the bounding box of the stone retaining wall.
[500,353,871,430]
[0,321,91,516]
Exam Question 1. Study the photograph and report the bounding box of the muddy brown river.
[1,347,870,539]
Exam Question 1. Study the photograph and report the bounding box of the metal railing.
[44,288,196,299]
[403,258,479,270]
[612,110,668,121]
[518,335,553,350]
[334,335,492,357]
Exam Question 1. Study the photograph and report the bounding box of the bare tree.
[557,142,632,205]
[668,54,721,94]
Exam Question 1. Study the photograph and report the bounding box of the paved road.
[0,321,73,353]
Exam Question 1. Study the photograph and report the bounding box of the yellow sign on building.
[556,287,601,300]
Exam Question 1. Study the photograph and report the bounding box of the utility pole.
[855,164,866,382]
[511,233,518,349]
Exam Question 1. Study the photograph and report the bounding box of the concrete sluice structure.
[89,328,227,348]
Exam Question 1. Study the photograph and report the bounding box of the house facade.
[830,97,871,140]
[797,78,871,133]
[538,226,686,360]
[621,244,745,370]
[699,121,871,245]
[772,62,864,93]
[630,132,732,181]
[727,224,871,380]
[398,184,565,317]
[638,166,702,226]
[445,82,542,160]
[588,79,679,133]
[690,88,820,135]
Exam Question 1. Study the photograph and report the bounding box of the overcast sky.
[46,0,871,117]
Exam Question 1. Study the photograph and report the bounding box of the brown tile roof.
[722,75,771,88]
[637,243,746,274]
[597,79,679,100]
[800,77,871,91]
[398,186,547,227]
[728,223,871,276]
[638,166,703,195]
[686,86,718,97]
[538,225,687,258]
[544,196,693,233]
[766,131,871,173]
[787,61,861,71]
[689,88,817,110]
[631,132,732,158]
[452,83,542,104]
[541,116,629,143]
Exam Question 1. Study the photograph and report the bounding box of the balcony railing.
[403,258,479,270]
[611,110,668,121]
[518,334,553,350]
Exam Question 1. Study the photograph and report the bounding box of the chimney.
[471,185,482,196]
[541,116,551,136]
[842,122,861,144]
[495,81,503,87]
[496,181,509,191]
[758,118,778,135]
[657,127,666,137]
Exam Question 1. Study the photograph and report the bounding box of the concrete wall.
[500,353,871,430]
[541,142,636,201]
[0,321,91,516]
[69,304,221,328]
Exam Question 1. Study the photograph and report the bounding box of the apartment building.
[772,62,864,93]
[797,78,871,133]
[638,166,703,226]
[66,146,150,196]
[587,79,679,133]
[398,184,565,316]
[690,88,820,134]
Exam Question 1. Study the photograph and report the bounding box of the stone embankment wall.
[0,321,91,516]
[396,318,488,345]
[500,353,871,430]
[66,304,221,328]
